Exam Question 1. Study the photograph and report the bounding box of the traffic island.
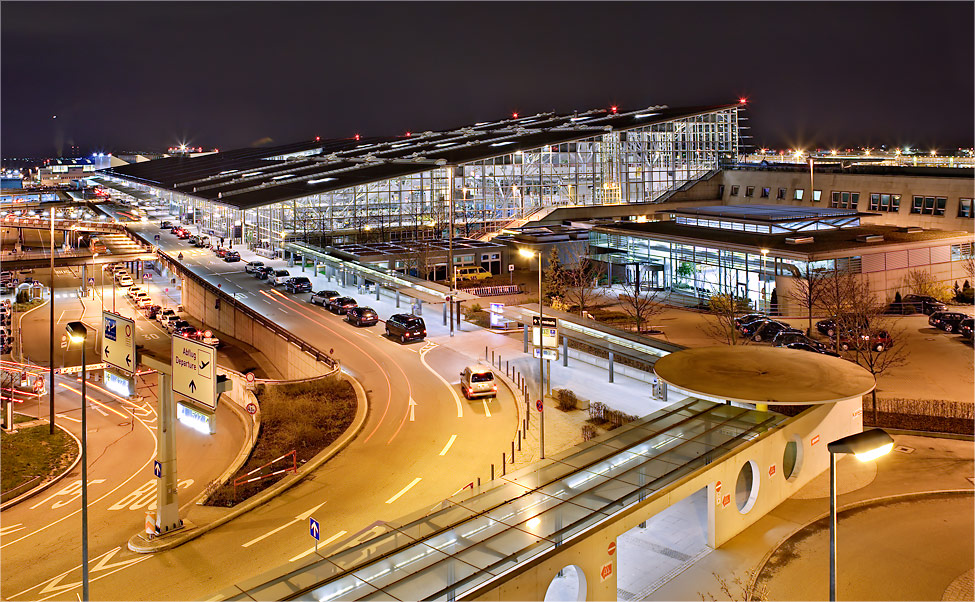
[0,415,80,507]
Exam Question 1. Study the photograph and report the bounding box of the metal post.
[511,441,514,463]
[395,290,400,308]
[608,351,615,383]
[523,324,529,353]
[49,208,55,434]
[76,342,91,601]
[490,464,494,481]
[447,165,456,338]
[142,354,183,535]
[537,252,544,460]
[562,335,568,367]
[492,350,495,365]
[502,453,506,476]
[829,451,837,602]
[443,301,448,326]
[376,283,380,301]
[517,430,521,451]
[485,346,488,362]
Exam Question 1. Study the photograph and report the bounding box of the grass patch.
[1,421,78,502]
[12,299,45,312]
[206,376,357,506]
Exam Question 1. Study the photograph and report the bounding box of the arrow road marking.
[242,501,326,548]
[17,547,150,600]
[385,477,422,504]
[408,397,416,422]
[288,530,347,562]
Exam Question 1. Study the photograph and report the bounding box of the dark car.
[143,304,162,319]
[168,319,191,333]
[816,314,869,337]
[223,250,241,262]
[740,319,800,342]
[959,318,973,340]
[785,342,840,357]
[254,266,275,280]
[285,276,313,293]
[928,311,969,333]
[346,306,379,327]
[734,313,768,328]
[772,331,827,350]
[173,325,199,338]
[836,329,893,352]
[160,220,173,229]
[890,294,947,315]
[385,313,426,343]
[326,296,358,314]
[310,290,341,306]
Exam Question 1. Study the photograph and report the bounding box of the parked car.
[134,294,153,309]
[285,276,312,293]
[157,308,178,325]
[346,306,379,327]
[144,304,162,319]
[173,325,198,338]
[816,314,869,337]
[188,328,221,347]
[160,220,173,229]
[740,319,800,342]
[214,247,228,258]
[126,285,146,299]
[223,250,241,262]
[785,342,840,357]
[928,311,970,333]
[454,266,492,282]
[835,329,893,352]
[385,313,426,343]
[167,319,191,333]
[310,290,341,306]
[269,269,291,286]
[889,294,947,315]
[772,331,827,350]
[254,266,275,280]
[188,235,200,246]
[244,261,265,274]
[326,296,358,315]
[117,275,133,287]
[959,318,973,340]
[734,313,768,329]
[459,364,498,399]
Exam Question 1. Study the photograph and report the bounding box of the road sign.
[715,480,722,494]
[172,335,217,410]
[245,402,257,415]
[536,399,543,412]
[532,348,559,360]
[607,541,616,556]
[33,378,44,393]
[153,460,162,478]
[508,264,514,272]
[309,517,320,541]
[245,371,255,383]
[102,310,136,374]
[88,277,95,286]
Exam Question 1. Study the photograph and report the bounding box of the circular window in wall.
[783,435,804,481]
[544,564,587,602]
[735,460,760,514]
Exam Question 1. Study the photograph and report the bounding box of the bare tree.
[618,274,665,334]
[818,270,868,353]
[904,268,954,303]
[700,569,769,602]
[561,242,601,316]
[699,292,748,345]
[788,264,828,336]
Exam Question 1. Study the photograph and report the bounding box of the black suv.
[734,313,768,329]
[254,266,275,280]
[310,290,341,306]
[346,306,379,327]
[890,294,947,315]
[223,250,241,262]
[785,342,840,357]
[816,314,869,337]
[285,276,313,293]
[959,318,973,340]
[326,296,357,314]
[772,331,826,350]
[928,311,970,333]
[740,319,800,342]
[386,313,426,343]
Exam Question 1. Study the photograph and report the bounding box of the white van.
[459,365,497,399]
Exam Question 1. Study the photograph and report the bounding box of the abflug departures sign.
[172,335,217,411]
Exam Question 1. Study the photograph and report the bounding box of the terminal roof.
[100,103,739,211]
[671,204,867,222]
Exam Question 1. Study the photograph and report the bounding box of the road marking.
[288,530,347,562]
[0,523,24,536]
[242,501,326,548]
[15,546,151,600]
[439,434,457,456]
[418,346,463,418]
[58,384,128,418]
[385,477,422,504]
[482,399,492,417]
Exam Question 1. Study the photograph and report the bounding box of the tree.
[699,569,769,602]
[904,268,953,303]
[818,270,868,353]
[618,277,664,334]
[561,241,601,316]
[543,247,567,301]
[788,264,828,336]
[676,261,696,289]
[699,292,749,345]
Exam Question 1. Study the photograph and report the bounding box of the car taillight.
[491,384,498,391]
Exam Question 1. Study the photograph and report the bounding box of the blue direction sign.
[309,517,320,541]
[153,460,162,478]
[88,277,95,286]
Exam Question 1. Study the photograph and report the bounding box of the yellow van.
[454,266,492,281]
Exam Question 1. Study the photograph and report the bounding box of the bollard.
[492,350,495,365]
[395,290,400,308]
[511,441,515,463]
[502,453,506,476]
[497,354,501,369]
[517,430,522,451]
[490,464,494,481]
[477,477,481,487]
[376,284,380,301]
[506,361,509,378]
[609,351,615,383]
[563,335,568,367]
[485,346,488,362]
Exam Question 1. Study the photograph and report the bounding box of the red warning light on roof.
[512,112,519,119]
[354,133,360,141]
[739,97,748,104]
[315,136,320,142]
[610,106,618,114]
[405,131,411,137]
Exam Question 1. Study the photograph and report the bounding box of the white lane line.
[439,434,457,456]
[288,530,348,562]
[482,399,492,417]
[0,524,24,536]
[418,347,463,418]
[385,477,422,504]
[241,501,327,548]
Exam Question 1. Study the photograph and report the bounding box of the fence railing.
[461,285,523,297]
[232,450,298,499]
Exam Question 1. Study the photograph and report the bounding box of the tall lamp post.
[49,207,56,434]
[518,248,544,459]
[826,428,894,602]
[65,321,90,602]
[760,248,769,313]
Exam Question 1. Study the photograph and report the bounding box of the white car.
[117,275,133,287]
[134,294,153,309]
[114,270,131,281]
[157,308,178,325]
[270,269,291,286]
[127,285,146,299]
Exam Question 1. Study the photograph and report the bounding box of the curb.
[13,297,50,364]
[748,489,975,594]
[127,370,369,553]
[0,416,82,510]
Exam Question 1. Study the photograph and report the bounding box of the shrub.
[588,401,607,423]
[553,388,578,411]
[582,424,597,441]
[468,303,482,314]
[15,290,29,304]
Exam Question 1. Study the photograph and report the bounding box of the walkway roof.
[218,398,784,601]
[100,103,740,211]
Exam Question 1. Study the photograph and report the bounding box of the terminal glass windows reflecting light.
[730,185,740,196]
[813,190,822,202]
[777,188,786,200]
[794,188,804,200]
[745,186,755,197]
[935,197,947,216]
[960,198,973,218]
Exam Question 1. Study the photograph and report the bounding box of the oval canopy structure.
[654,346,875,405]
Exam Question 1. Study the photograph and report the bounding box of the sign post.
[310,517,321,554]
[102,311,136,374]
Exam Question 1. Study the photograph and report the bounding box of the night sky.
[2,2,972,159]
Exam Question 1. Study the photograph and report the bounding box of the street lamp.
[518,247,545,459]
[65,321,91,602]
[760,248,769,313]
[826,428,894,601]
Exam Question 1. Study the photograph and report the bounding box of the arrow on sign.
[408,397,416,422]
[188,380,197,393]
[125,353,131,367]
[309,518,320,541]
[104,346,110,357]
